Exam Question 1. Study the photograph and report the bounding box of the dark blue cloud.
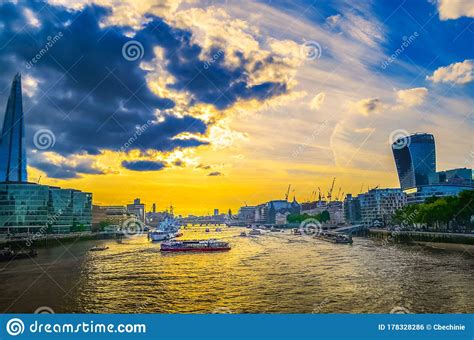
[136,20,288,109]
[122,160,166,171]
[0,0,289,178]
[28,156,105,179]
[207,171,222,176]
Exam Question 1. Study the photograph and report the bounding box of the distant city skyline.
[0,0,472,215]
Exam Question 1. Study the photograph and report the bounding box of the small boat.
[315,232,353,244]
[270,227,280,232]
[0,248,37,261]
[292,228,302,235]
[160,239,231,252]
[249,229,261,236]
[239,232,247,237]
[205,228,210,233]
[215,227,222,232]
[89,246,109,252]
[149,230,172,241]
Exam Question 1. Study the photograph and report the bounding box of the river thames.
[0,226,473,313]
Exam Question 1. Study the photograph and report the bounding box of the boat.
[149,216,181,242]
[0,248,37,261]
[292,228,303,235]
[239,231,247,237]
[315,231,353,244]
[248,229,261,236]
[149,230,173,241]
[89,246,109,252]
[270,227,280,232]
[205,228,210,233]
[160,239,231,252]
[215,227,222,232]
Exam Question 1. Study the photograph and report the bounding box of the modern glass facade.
[0,74,27,182]
[0,183,92,234]
[392,133,436,190]
[0,74,93,234]
[404,185,472,205]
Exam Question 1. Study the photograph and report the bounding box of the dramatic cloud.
[352,98,383,115]
[396,87,428,107]
[309,92,326,110]
[437,0,474,20]
[122,160,166,171]
[426,60,474,85]
[0,0,294,178]
[29,156,106,179]
[207,171,222,176]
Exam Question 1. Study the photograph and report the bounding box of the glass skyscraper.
[0,74,92,234]
[392,133,436,190]
[0,73,27,182]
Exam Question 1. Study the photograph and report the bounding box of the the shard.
[0,73,27,182]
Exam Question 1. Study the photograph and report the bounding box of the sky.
[0,0,473,216]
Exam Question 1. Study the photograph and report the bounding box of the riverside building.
[0,74,92,234]
[392,133,473,204]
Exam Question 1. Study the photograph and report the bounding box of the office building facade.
[358,188,406,227]
[0,74,93,234]
[392,133,436,190]
[0,183,92,233]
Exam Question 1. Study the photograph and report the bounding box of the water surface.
[0,226,472,313]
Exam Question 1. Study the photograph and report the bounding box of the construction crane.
[336,187,341,201]
[285,184,291,201]
[327,177,336,202]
